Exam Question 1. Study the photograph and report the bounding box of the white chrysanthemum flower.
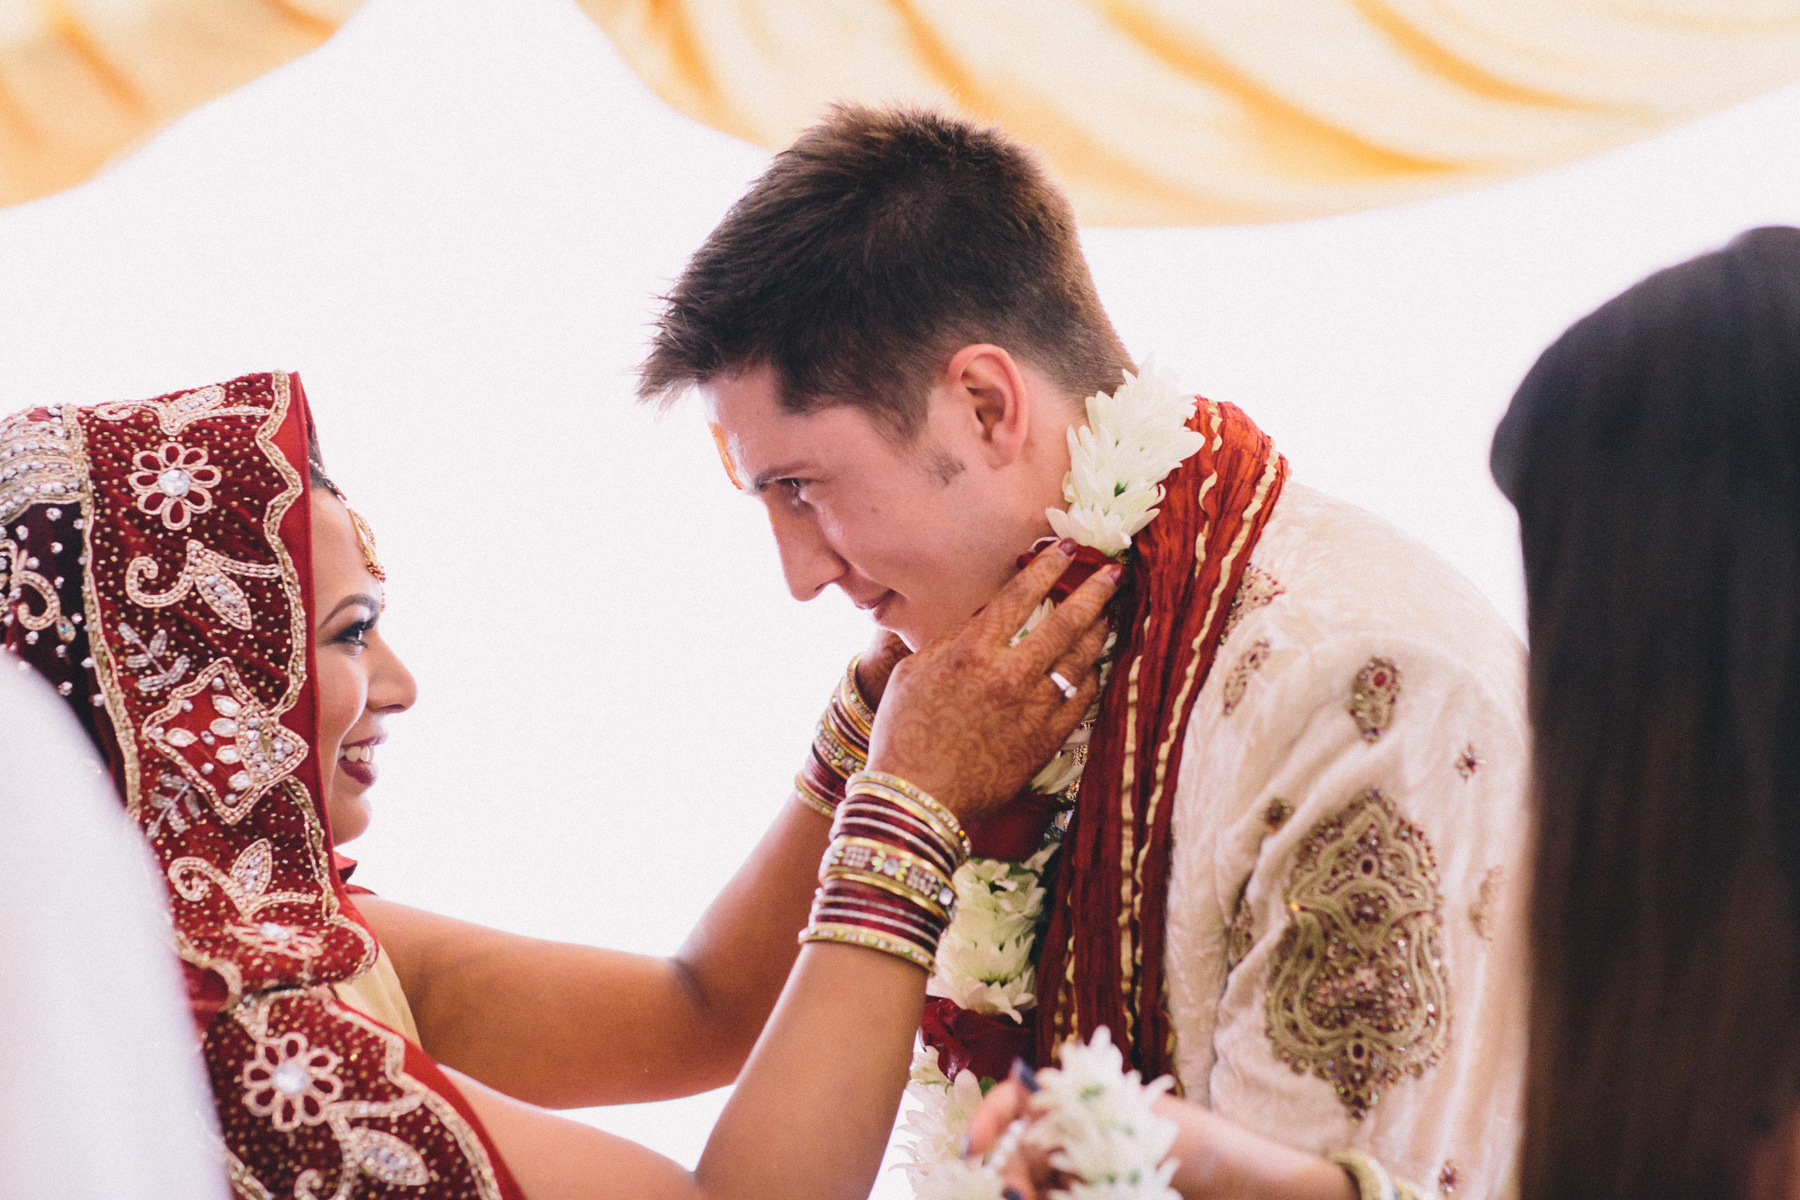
[1025,1029,1180,1199]
[1047,366,1205,559]
[929,854,1051,1018]
[1010,597,1056,648]
[908,1159,1011,1200]
[901,1043,992,1192]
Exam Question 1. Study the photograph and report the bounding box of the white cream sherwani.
[1164,482,1529,1200]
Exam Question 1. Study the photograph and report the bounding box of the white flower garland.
[904,1030,1181,1200]
[900,367,1203,1198]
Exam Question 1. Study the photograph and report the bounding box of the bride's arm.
[360,637,911,1108]
[435,941,923,1200]
[356,789,830,1107]
[384,545,1118,1198]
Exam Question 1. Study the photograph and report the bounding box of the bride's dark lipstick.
[338,736,380,787]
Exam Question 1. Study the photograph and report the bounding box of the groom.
[641,107,1528,1199]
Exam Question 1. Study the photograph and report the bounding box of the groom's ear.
[941,344,1031,468]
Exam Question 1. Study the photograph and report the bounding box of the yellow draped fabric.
[4,3,1800,219]
[0,0,358,207]
[580,0,1800,226]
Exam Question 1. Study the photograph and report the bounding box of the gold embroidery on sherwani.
[1227,878,1255,970]
[1266,787,1450,1120]
[1221,637,1272,715]
[1348,657,1402,742]
[1469,866,1504,942]
[1220,561,1284,644]
[1454,742,1483,780]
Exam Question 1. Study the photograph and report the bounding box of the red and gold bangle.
[844,770,970,860]
[821,837,955,919]
[794,656,876,818]
[799,772,967,971]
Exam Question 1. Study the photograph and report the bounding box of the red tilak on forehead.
[709,421,748,491]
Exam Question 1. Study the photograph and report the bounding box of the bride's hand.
[852,628,910,708]
[964,1075,1059,1200]
[865,540,1117,827]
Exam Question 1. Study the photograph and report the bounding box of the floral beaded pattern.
[1264,788,1450,1121]
[1226,879,1255,970]
[4,378,517,1200]
[241,1029,344,1131]
[0,406,83,527]
[1220,562,1284,644]
[215,991,501,1196]
[127,441,222,530]
[1469,867,1504,942]
[1453,743,1483,780]
[1221,637,1272,715]
[1348,657,1402,742]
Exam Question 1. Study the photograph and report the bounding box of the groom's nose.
[768,504,843,601]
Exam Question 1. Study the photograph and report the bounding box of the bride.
[0,371,1115,1198]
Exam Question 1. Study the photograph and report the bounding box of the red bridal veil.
[0,373,524,1198]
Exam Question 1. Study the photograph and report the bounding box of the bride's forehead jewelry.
[321,478,388,588]
[346,507,387,585]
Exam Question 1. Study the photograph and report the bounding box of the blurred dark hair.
[305,426,334,492]
[1493,226,1800,1200]
[636,103,1132,438]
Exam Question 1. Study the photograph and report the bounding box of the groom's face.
[703,364,1023,649]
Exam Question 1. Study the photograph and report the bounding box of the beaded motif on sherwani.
[1,376,517,1200]
[1221,637,1272,715]
[1469,866,1504,942]
[1265,787,1450,1121]
[1348,657,1402,742]
[1220,562,1284,645]
[1226,879,1255,970]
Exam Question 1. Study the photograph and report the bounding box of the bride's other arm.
[357,776,833,1108]
[415,544,1115,1198]
[355,607,999,1111]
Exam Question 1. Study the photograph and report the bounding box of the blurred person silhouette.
[1491,225,1800,1200]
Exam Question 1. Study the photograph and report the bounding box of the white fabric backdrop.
[1,0,1797,1191]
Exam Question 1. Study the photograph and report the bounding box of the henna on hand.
[852,628,910,708]
[866,541,1120,824]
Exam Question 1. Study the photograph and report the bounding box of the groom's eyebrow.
[747,461,814,494]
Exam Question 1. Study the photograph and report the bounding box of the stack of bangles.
[799,770,971,972]
[794,656,876,818]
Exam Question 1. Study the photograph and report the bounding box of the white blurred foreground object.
[905,1028,1179,1200]
[0,666,225,1198]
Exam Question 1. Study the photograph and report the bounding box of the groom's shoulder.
[1221,479,1523,693]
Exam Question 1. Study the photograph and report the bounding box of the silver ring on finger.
[1048,669,1078,701]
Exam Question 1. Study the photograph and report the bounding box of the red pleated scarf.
[925,397,1286,1083]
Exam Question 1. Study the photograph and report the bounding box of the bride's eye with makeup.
[326,611,377,654]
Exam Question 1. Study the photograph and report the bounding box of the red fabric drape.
[1,375,523,1199]
[923,398,1286,1083]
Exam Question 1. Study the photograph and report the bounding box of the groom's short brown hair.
[637,104,1131,438]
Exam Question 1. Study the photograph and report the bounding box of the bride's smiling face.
[311,488,416,845]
